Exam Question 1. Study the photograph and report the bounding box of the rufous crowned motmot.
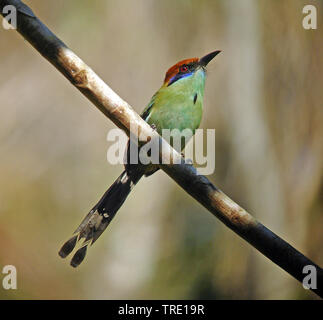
[59,50,221,267]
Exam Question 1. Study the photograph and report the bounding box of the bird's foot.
[185,158,194,165]
[180,153,193,165]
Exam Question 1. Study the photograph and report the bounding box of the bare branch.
[1,0,322,298]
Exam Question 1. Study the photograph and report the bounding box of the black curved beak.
[199,50,221,67]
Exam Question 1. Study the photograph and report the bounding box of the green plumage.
[142,68,206,151]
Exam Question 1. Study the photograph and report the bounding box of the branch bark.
[1,0,322,298]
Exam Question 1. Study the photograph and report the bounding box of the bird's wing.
[140,91,158,121]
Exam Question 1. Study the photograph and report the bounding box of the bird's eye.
[180,65,188,73]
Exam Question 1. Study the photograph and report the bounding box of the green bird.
[59,50,221,267]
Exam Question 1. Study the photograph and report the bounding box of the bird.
[59,50,221,267]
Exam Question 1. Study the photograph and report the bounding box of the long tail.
[58,169,143,267]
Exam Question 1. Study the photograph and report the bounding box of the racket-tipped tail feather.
[58,169,143,267]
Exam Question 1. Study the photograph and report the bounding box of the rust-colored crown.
[164,58,199,85]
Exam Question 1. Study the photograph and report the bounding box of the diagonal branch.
[1,0,322,298]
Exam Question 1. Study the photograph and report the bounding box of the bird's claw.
[185,158,194,165]
[181,153,193,165]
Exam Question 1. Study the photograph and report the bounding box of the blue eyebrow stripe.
[168,72,193,86]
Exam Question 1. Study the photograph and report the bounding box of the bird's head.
[164,50,221,87]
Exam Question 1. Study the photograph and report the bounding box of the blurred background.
[0,0,322,299]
